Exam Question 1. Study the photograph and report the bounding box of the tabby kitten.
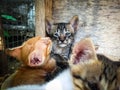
[69,38,120,90]
[45,15,79,60]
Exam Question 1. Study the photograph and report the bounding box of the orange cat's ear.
[45,17,53,35]
[5,45,24,60]
[71,38,97,64]
[69,15,79,32]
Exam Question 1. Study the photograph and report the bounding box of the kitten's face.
[49,23,74,47]
[46,15,79,47]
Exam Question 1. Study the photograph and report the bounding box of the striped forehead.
[55,23,68,32]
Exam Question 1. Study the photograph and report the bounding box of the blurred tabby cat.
[45,15,79,60]
[70,38,120,90]
[7,38,120,90]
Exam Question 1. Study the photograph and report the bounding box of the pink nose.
[59,35,66,42]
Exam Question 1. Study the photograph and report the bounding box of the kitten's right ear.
[71,38,97,64]
[45,17,53,35]
[69,15,79,32]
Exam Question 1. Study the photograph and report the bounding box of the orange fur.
[5,36,57,87]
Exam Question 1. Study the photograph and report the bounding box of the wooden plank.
[35,0,45,37]
[45,0,52,18]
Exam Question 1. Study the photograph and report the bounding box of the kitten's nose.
[60,39,64,42]
[59,35,66,42]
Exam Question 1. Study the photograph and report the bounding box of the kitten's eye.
[54,33,59,38]
[66,32,71,37]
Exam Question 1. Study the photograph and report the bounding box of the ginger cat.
[2,36,68,89]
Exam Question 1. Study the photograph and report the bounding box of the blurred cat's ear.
[45,17,53,35]
[71,38,97,64]
[69,15,79,32]
[5,45,23,61]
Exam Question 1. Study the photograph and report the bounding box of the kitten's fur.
[7,69,73,90]
[7,38,120,90]
[70,38,120,90]
[45,15,79,60]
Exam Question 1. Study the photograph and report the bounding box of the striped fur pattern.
[69,38,120,90]
[45,15,79,60]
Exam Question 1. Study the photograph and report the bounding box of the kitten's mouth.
[58,43,67,47]
[58,41,68,47]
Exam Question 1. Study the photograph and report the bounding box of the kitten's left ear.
[69,15,79,32]
[5,45,23,61]
[45,17,53,35]
[71,38,97,64]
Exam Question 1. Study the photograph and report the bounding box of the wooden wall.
[52,0,120,60]
[35,0,52,37]
[35,0,120,60]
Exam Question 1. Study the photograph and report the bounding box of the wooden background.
[51,0,120,60]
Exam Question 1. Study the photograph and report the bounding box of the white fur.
[7,69,74,90]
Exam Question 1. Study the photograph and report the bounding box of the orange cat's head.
[6,36,52,67]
